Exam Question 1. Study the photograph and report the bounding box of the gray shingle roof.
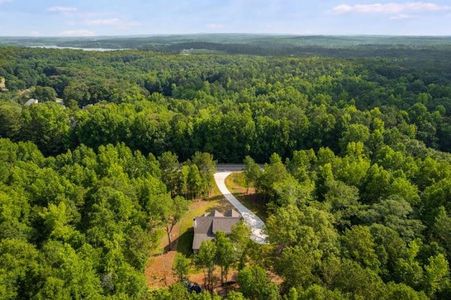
[212,218,241,234]
[213,210,225,217]
[192,233,214,251]
[192,209,242,250]
[194,216,214,235]
[224,209,241,218]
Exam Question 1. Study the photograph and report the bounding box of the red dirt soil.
[145,251,178,288]
[145,199,235,290]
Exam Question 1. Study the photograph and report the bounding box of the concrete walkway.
[214,171,267,244]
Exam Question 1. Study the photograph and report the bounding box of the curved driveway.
[214,169,267,244]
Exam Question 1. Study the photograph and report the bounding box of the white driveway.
[214,171,267,244]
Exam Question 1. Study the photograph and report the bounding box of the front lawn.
[176,200,223,256]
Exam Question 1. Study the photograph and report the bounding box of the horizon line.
[1,33,451,39]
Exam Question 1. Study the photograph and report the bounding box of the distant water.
[29,45,129,52]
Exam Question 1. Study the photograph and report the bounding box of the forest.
[0,41,450,299]
[2,35,451,56]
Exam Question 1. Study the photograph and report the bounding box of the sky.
[0,0,451,36]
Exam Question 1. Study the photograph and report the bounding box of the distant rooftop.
[24,99,38,106]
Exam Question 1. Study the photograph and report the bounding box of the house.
[0,77,7,92]
[192,209,242,252]
[24,98,39,106]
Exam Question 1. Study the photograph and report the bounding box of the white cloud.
[60,29,95,37]
[207,23,225,29]
[48,6,78,14]
[84,18,140,29]
[390,14,414,20]
[85,18,121,26]
[333,2,450,15]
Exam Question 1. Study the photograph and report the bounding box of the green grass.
[176,200,221,256]
[176,181,232,255]
[150,229,166,256]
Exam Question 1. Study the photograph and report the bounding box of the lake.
[29,45,129,52]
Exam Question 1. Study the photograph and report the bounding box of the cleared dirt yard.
[145,187,232,289]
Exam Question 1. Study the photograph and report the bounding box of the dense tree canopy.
[0,47,450,159]
[0,45,450,299]
[0,139,216,299]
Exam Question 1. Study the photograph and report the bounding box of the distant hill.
[1,34,451,57]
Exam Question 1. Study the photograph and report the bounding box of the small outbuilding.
[24,98,39,106]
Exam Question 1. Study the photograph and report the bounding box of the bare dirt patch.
[145,251,178,288]
[145,190,232,289]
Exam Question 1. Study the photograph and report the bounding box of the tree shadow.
[207,194,228,201]
[234,192,267,220]
[205,202,234,214]
[173,228,194,257]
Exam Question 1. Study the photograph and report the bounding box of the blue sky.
[1,0,450,36]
